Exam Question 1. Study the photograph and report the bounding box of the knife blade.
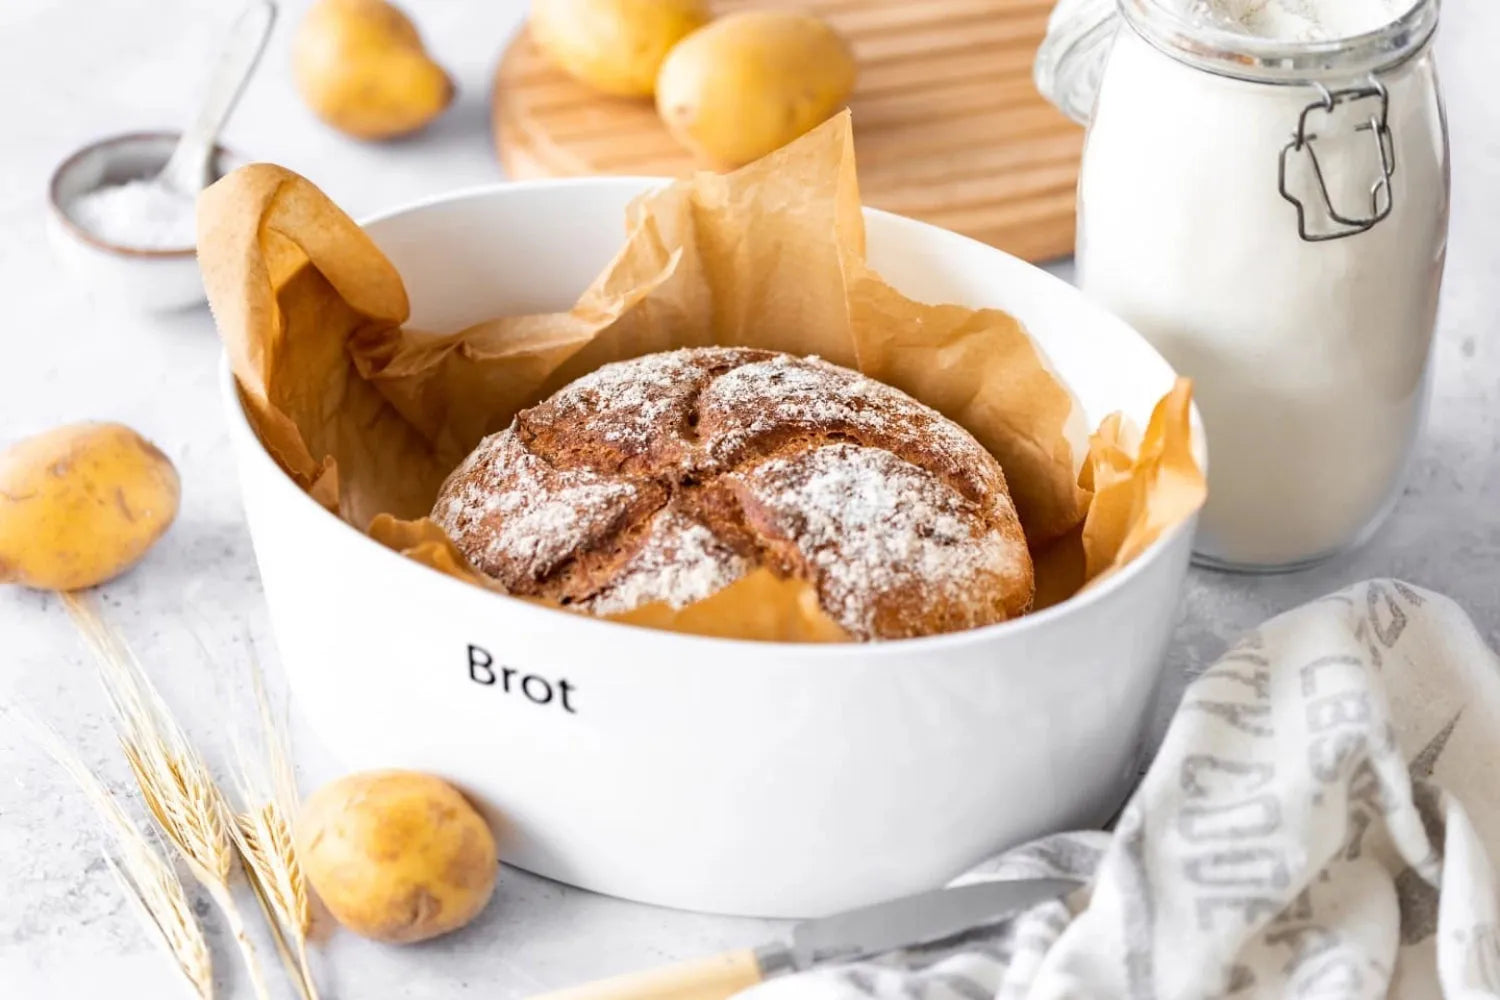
[776,876,1081,971]
[529,876,1080,1000]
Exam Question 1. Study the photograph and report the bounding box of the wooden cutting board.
[491,0,1082,261]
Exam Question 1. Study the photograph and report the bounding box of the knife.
[529,876,1080,1000]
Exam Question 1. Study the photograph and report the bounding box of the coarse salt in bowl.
[223,177,1205,918]
[47,132,245,312]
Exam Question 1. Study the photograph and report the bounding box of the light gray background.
[1,1,1495,997]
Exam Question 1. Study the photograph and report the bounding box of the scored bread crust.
[432,348,1034,640]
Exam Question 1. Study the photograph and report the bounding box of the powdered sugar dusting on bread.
[545,349,732,448]
[432,348,1032,638]
[702,355,988,471]
[586,509,749,615]
[433,432,641,580]
[737,444,1018,638]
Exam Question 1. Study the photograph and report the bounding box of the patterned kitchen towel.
[740,580,1500,999]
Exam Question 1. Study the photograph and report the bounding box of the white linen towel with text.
[740,580,1500,999]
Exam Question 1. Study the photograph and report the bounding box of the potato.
[531,0,708,98]
[295,770,498,944]
[656,11,857,167]
[293,0,455,141]
[0,422,180,591]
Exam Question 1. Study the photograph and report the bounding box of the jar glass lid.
[1036,0,1440,123]
[1035,0,1123,125]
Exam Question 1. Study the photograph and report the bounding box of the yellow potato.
[530,0,708,98]
[295,770,498,944]
[0,423,180,591]
[656,11,857,167]
[293,0,454,141]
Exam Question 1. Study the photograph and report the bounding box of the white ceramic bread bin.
[224,178,1202,918]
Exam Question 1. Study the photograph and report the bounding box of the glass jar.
[1038,0,1449,571]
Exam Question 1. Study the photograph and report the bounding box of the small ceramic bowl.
[47,132,246,313]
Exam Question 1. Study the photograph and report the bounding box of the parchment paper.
[199,112,1205,643]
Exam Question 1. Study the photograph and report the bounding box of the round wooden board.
[492,0,1082,262]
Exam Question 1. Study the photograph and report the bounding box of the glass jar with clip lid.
[1037,0,1449,571]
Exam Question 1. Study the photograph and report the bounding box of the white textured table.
[2,1,1496,997]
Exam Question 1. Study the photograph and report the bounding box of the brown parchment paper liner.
[199,112,1205,644]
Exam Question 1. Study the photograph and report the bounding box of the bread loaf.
[433,348,1033,640]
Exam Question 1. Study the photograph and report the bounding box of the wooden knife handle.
[528,949,765,1000]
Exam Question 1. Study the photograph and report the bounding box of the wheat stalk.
[227,657,318,1000]
[235,805,317,1000]
[64,593,273,1000]
[7,707,213,999]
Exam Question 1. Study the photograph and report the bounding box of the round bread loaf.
[432,348,1034,640]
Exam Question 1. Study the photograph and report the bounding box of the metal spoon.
[155,0,277,198]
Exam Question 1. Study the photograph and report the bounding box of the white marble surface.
[1,1,1496,997]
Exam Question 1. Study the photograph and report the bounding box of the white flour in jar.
[1077,2,1447,567]
[1182,0,1418,39]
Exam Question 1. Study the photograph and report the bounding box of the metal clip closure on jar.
[1279,78,1398,242]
